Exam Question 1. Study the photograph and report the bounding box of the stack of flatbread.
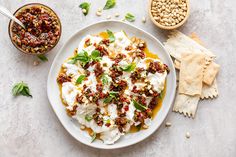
[164,31,220,118]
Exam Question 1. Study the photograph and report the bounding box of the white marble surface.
[0,0,236,156]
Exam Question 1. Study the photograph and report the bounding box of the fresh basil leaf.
[76,75,86,84]
[12,81,32,97]
[101,74,109,85]
[104,118,110,124]
[159,91,164,99]
[103,0,116,10]
[121,62,136,72]
[85,114,93,122]
[91,50,102,61]
[109,91,119,97]
[107,29,115,43]
[69,50,90,65]
[125,13,135,22]
[103,91,119,103]
[91,132,97,143]
[133,100,147,111]
[136,124,142,131]
[79,2,90,15]
[37,54,48,62]
[104,96,113,104]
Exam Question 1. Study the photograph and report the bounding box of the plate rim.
[47,20,176,149]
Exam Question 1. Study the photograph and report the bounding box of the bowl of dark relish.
[9,3,61,55]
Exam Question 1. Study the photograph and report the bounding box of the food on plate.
[9,4,61,54]
[164,31,220,118]
[57,30,170,144]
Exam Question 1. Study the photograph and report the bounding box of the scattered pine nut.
[97,7,102,12]
[82,9,87,14]
[80,125,86,130]
[165,122,171,127]
[33,60,40,66]
[96,11,102,16]
[106,15,111,20]
[143,125,149,129]
[185,132,190,138]
[142,17,146,23]
[115,13,120,17]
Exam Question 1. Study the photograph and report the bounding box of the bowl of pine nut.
[149,0,190,30]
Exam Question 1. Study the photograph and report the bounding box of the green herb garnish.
[37,54,48,62]
[136,124,142,131]
[104,91,119,103]
[159,91,164,99]
[85,114,93,122]
[79,2,90,15]
[125,13,135,22]
[91,50,102,61]
[12,81,32,97]
[107,29,115,43]
[120,62,136,72]
[91,132,97,143]
[76,75,86,84]
[69,50,102,65]
[133,100,148,111]
[103,96,113,104]
[101,74,109,85]
[69,50,90,65]
[103,0,116,10]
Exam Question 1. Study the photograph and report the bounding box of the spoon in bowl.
[0,5,25,29]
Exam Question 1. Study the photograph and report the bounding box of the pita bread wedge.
[164,30,216,61]
[179,52,205,96]
[203,62,220,85]
[201,79,219,99]
[173,93,200,118]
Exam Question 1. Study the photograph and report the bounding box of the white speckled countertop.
[0,0,236,156]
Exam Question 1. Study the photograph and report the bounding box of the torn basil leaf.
[91,50,102,61]
[37,54,48,62]
[69,50,90,65]
[133,100,148,111]
[121,62,136,72]
[107,29,115,43]
[85,114,93,122]
[91,132,97,143]
[125,13,135,22]
[12,81,32,97]
[101,74,109,85]
[79,2,90,15]
[103,0,116,10]
[76,75,86,84]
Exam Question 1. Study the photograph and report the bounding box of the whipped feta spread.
[57,31,169,144]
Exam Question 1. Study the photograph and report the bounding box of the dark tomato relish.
[10,4,61,54]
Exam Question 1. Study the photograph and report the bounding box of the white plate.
[47,21,176,149]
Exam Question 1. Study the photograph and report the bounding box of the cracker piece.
[173,93,200,118]
[179,52,205,96]
[201,79,219,99]
[203,62,220,85]
[164,30,216,61]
